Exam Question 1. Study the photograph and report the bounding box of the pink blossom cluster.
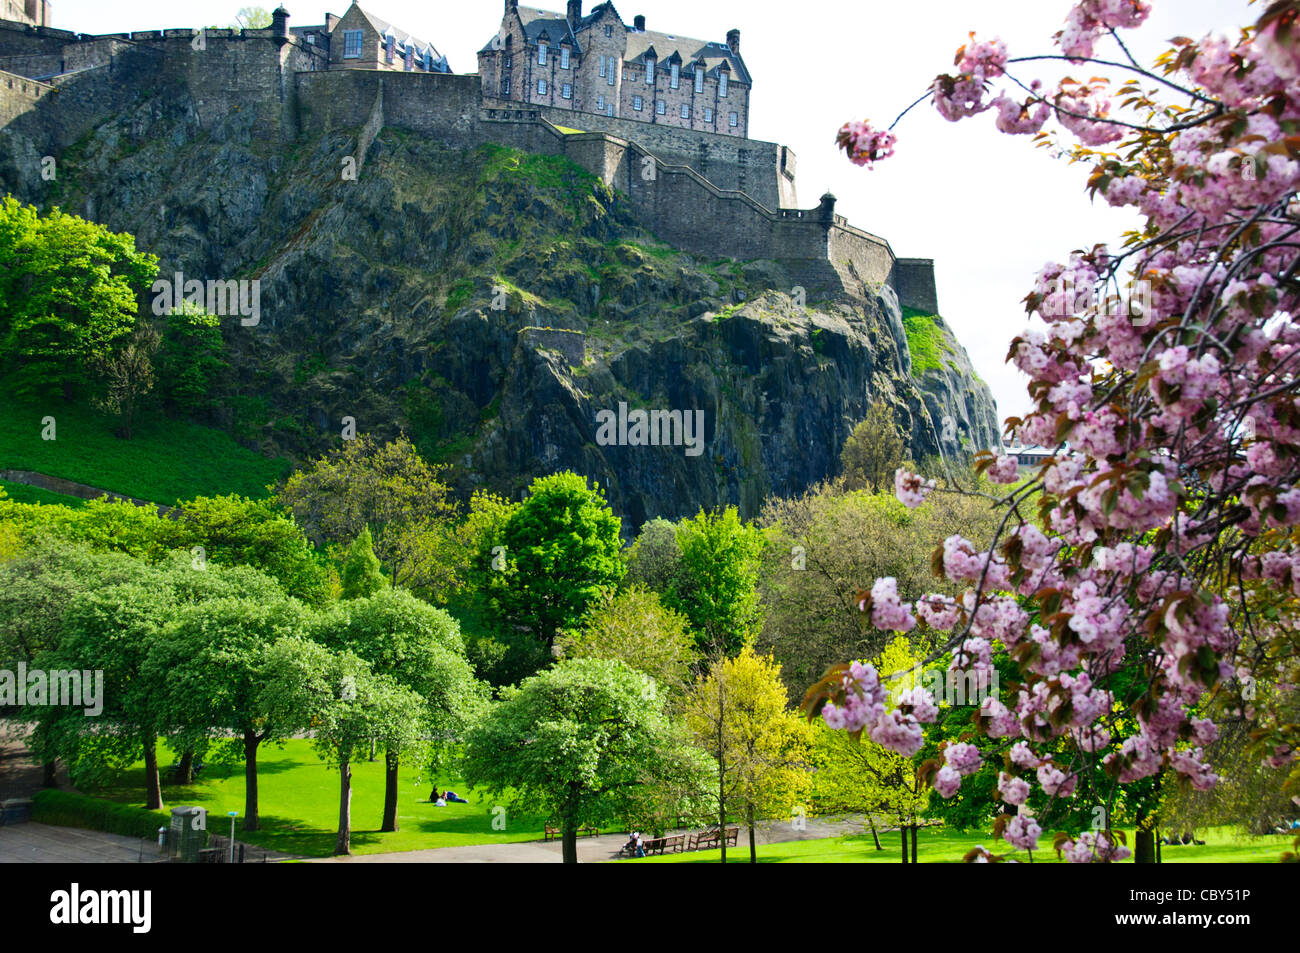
[1060,831,1132,863]
[836,120,896,169]
[1002,813,1043,851]
[1058,0,1152,60]
[894,468,935,508]
[820,660,937,758]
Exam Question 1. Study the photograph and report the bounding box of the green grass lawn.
[86,739,555,857]
[0,398,288,504]
[639,826,1287,864]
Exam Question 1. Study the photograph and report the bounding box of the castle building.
[2,0,50,28]
[292,2,450,74]
[478,1,750,137]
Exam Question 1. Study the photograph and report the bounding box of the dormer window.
[670,62,679,89]
[694,67,704,93]
[538,42,548,66]
[646,56,655,84]
[342,29,362,58]
[560,47,570,69]
[384,32,395,63]
[424,50,432,71]
[719,72,728,97]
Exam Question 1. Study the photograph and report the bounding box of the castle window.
[501,76,511,96]
[385,34,395,63]
[342,30,362,59]
[505,55,512,68]
[694,68,704,94]
[562,83,572,99]
[670,63,679,89]
[656,99,665,115]
[599,55,607,77]
[561,47,570,69]
[703,107,713,122]
[646,57,655,84]
[607,103,614,117]
[597,94,605,110]
[680,103,690,119]
[538,42,548,66]
[608,63,615,86]
[633,95,643,111]
[538,79,548,95]
[605,25,613,37]
[719,72,728,97]
[729,111,738,126]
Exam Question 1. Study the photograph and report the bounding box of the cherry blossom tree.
[808,0,1300,862]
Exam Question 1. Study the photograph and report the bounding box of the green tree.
[463,657,707,863]
[159,494,329,604]
[810,637,931,859]
[556,585,698,701]
[624,517,681,593]
[279,435,458,599]
[315,588,485,832]
[340,526,386,600]
[483,471,625,654]
[684,646,813,862]
[150,589,312,830]
[668,507,765,656]
[0,197,157,401]
[92,322,159,439]
[157,303,227,417]
[839,399,908,493]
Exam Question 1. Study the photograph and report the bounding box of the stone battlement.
[0,15,940,311]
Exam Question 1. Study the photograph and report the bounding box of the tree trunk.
[717,679,727,864]
[910,824,918,863]
[1135,828,1156,863]
[335,758,352,856]
[562,821,578,864]
[900,826,908,863]
[747,802,757,863]
[368,736,376,762]
[143,738,163,811]
[381,748,400,833]
[243,730,260,831]
[1156,832,1162,864]
[178,748,195,785]
[867,815,882,851]
[42,760,57,788]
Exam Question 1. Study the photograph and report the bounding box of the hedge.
[31,789,171,839]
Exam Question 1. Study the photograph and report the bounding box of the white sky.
[53,0,1254,418]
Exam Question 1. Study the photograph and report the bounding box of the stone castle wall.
[0,18,939,311]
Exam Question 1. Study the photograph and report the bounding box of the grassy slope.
[639,826,1285,864]
[87,739,555,858]
[0,481,86,507]
[0,398,289,504]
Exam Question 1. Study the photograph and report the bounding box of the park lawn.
[85,739,556,858]
[0,397,288,504]
[638,826,1287,864]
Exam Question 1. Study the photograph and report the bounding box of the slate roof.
[481,2,749,83]
[351,4,450,70]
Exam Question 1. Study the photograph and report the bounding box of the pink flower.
[836,120,896,168]
[1003,813,1042,851]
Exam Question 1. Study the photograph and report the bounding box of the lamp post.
[227,811,238,864]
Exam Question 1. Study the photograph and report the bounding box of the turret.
[272,6,290,46]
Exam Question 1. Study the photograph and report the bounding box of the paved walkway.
[0,822,161,863]
[312,815,878,864]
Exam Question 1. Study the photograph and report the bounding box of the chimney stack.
[726,29,740,55]
[568,0,582,22]
[634,14,645,31]
[506,0,519,15]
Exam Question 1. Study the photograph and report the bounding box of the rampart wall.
[0,19,939,312]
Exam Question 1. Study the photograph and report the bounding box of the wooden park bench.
[687,826,740,851]
[545,824,600,841]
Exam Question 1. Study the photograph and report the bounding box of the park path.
[310,816,874,864]
[0,822,157,863]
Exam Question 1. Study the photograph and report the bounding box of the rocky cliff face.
[0,89,1000,526]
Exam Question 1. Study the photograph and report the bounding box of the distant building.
[292,2,451,74]
[2,0,51,27]
[479,1,751,137]
[1003,444,1055,470]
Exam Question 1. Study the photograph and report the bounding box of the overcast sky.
[54,0,1254,420]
